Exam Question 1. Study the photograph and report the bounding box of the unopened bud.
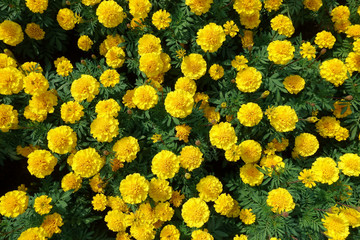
[127,23,131,28]
[127,109,132,115]
[231,79,236,83]
[344,95,353,101]
[81,59,86,65]
[260,90,270,99]
[97,65,101,69]
[185,173,191,179]
[281,211,289,217]
[91,54,96,60]
[195,140,201,146]
[320,48,327,55]
[66,0,71,5]
[103,150,110,156]
[247,44,253,52]
[305,116,319,123]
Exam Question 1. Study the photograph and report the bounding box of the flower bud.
[344,95,353,101]
[260,90,270,99]
[91,54,96,60]
[81,59,86,65]
[103,150,110,156]
[127,109,132,115]
[195,140,201,146]
[320,48,327,55]
[185,173,191,179]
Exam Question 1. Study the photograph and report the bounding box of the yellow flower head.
[179,146,204,172]
[16,145,39,158]
[181,53,207,80]
[152,150,180,179]
[283,75,306,95]
[333,101,352,118]
[196,175,223,202]
[90,116,119,142]
[105,210,129,232]
[239,140,262,164]
[194,92,210,109]
[129,0,152,19]
[264,0,283,12]
[107,196,128,212]
[57,8,78,30]
[175,77,197,95]
[25,0,48,13]
[294,133,319,157]
[71,74,100,102]
[105,46,126,68]
[267,40,295,65]
[214,193,234,216]
[0,190,29,218]
[196,23,226,53]
[240,164,264,186]
[165,89,194,118]
[235,67,262,92]
[233,234,248,240]
[160,225,180,240]
[138,34,162,55]
[322,213,350,240]
[240,11,261,29]
[95,98,121,118]
[34,195,52,215]
[265,105,298,132]
[303,0,322,11]
[27,150,57,178]
[133,85,159,110]
[100,34,125,56]
[338,153,360,177]
[47,126,77,154]
[139,53,164,77]
[89,173,106,193]
[23,72,49,96]
[331,5,350,23]
[311,157,339,185]
[237,102,263,127]
[92,193,107,211]
[25,23,45,40]
[175,124,192,142]
[233,0,262,15]
[240,208,256,225]
[185,0,213,15]
[41,212,63,238]
[270,14,295,37]
[0,53,17,69]
[232,55,248,71]
[149,178,173,202]
[241,30,254,49]
[61,172,82,192]
[298,169,316,188]
[0,104,18,132]
[0,20,24,46]
[81,0,101,6]
[346,24,360,39]
[0,67,24,95]
[209,122,238,150]
[18,227,46,240]
[209,64,224,80]
[155,201,174,221]
[260,154,284,176]
[267,187,295,213]
[119,173,150,204]
[170,190,185,208]
[182,198,210,228]
[100,69,120,87]
[315,31,336,49]
[55,58,73,77]
[77,35,93,51]
[152,9,171,30]
[71,148,105,178]
[113,136,140,163]
[96,0,125,28]
[300,42,316,60]
[60,101,84,124]
[122,89,136,108]
[223,20,239,38]
[192,229,214,240]
[315,116,341,138]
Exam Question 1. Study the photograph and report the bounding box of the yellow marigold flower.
[81,0,101,6]
[100,69,120,87]
[322,213,350,240]
[71,148,105,178]
[346,51,360,75]
[175,77,196,95]
[95,98,120,118]
[223,20,239,38]
[298,169,316,188]
[60,101,84,124]
[96,0,124,28]
[152,150,180,179]
[23,72,48,96]
[194,92,210,109]
[160,225,180,240]
[333,101,352,118]
[240,163,264,186]
[170,190,185,208]
[107,196,128,212]
[267,40,295,65]
[90,116,119,142]
[152,9,171,30]
[26,90,58,116]
[89,173,106,193]
[182,198,210,228]
[113,136,140,163]
[185,0,213,15]
[270,14,294,37]
[196,175,223,202]
[315,116,341,138]
[138,34,162,55]
[27,150,57,178]
[267,188,295,214]
[175,124,191,142]
[311,157,339,185]
[0,20,24,46]
[203,106,220,124]
[196,23,226,53]
[241,30,254,49]
[338,153,360,177]
[209,122,237,150]
[335,126,349,141]
[233,0,261,15]
[165,89,194,118]
[105,210,129,232]
[130,222,155,240]
[92,193,107,211]
[25,0,48,13]
[283,75,305,94]
[231,55,248,71]
[130,17,146,29]
[151,133,162,143]
[179,146,204,172]
[225,144,241,162]
[240,208,256,225]
[139,52,164,77]
[334,19,351,33]
[260,154,284,176]
[55,58,73,77]
[181,53,207,80]
[100,34,125,56]
[122,89,136,108]
[57,8,77,30]
[353,38,360,53]
[61,172,82,192]
[264,0,283,11]
[238,140,261,164]
[0,190,29,218]
[133,85,159,110]
[18,227,46,240]
[346,24,360,39]
[300,42,316,60]
[209,64,224,80]
[0,53,16,68]
[303,0,322,11]
[47,126,77,154]
[106,46,125,68]
[25,23,45,40]
[71,74,100,102]
[192,229,214,240]
[17,145,39,158]
[119,173,149,204]
[0,104,18,132]
[34,195,52,215]
[133,202,156,224]
[129,0,151,19]
[341,207,360,228]
[149,178,172,202]
[294,133,319,157]
[235,67,262,92]
[77,35,93,51]
[237,102,263,127]
[214,193,234,216]
[315,31,336,49]
[155,202,174,221]
[41,212,63,238]
[331,5,350,23]
[0,67,23,95]
[234,234,248,240]
[240,11,261,29]
[265,105,298,132]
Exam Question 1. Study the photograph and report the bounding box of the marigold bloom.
[56,58,73,77]
[25,0,48,13]
[152,9,171,30]
[90,116,119,142]
[113,136,140,163]
[0,20,24,46]
[138,34,162,55]
[18,228,46,240]
[335,126,349,141]
[267,40,295,65]
[232,55,248,71]
[208,64,224,80]
[196,175,223,202]
[260,154,284,176]
[105,210,129,232]
[120,173,150,204]
[338,153,360,177]
[0,104,18,132]
[105,46,125,69]
[303,0,322,11]
[333,101,352,119]
[16,145,39,158]
[233,0,261,15]
[26,90,58,117]
[82,0,101,6]
[0,67,23,95]
[77,35,93,51]
[34,195,52,215]
[241,30,254,49]
[265,105,298,132]
[283,75,305,94]
[239,140,262,164]
[315,31,336,49]
[155,201,174,221]
[331,5,350,23]
[152,150,180,179]
[311,157,339,185]
[89,174,106,193]
[100,34,125,56]
[178,146,203,171]
[240,164,264,186]
[346,24,360,39]
[25,23,45,40]
[213,193,234,216]
[57,8,78,30]
[300,42,316,60]
[346,52,360,76]
[192,229,214,240]
[92,193,107,211]
[61,172,82,192]
[196,23,226,53]
[240,209,256,225]
[320,58,348,87]
[294,133,319,157]
[175,124,191,143]
[298,169,316,188]
[209,122,237,150]
[133,85,159,110]
[270,14,294,37]
[148,178,172,202]
[224,144,240,162]
[95,99,121,118]
[160,225,180,240]
[129,0,151,18]
[182,198,210,228]
[96,0,124,28]
[223,20,239,37]
[99,69,120,87]
[234,235,248,240]
[41,212,63,238]
[315,116,341,138]
[267,188,295,213]
[181,53,207,80]
[322,213,350,240]
[185,0,213,15]
[71,148,105,178]
[71,74,100,102]
[0,190,29,218]
[0,53,16,69]
[47,126,77,154]
[139,52,164,77]
[60,101,84,123]
[264,0,283,11]
[174,77,196,96]
[237,102,263,127]
[164,89,194,118]
[23,72,49,96]
[27,150,57,178]
[341,207,360,228]
[235,67,262,92]
[122,89,136,108]
[240,11,261,29]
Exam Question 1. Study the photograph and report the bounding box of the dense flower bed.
[1,0,360,239]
